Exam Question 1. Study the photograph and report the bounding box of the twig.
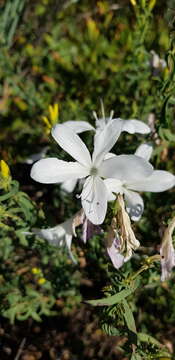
[14,337,26,360]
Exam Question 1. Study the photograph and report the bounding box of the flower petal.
[82,217,102,243]
[31,158,89,184]
[107,234,125,269]
[64,120,95,133]
[160,217,175,281]
[128,170,175,192]
[99,155,153,181]
[121,119,151,134]
[124,189,144,221]
[32,226,65,246]
[64,234,77,263]
[104,152,117,160]
[92,119,122,166]
[135,143,153,161]
[81,176,108,225]
[52,124,91,166]
[61,179,77,192]
[103,178,123,201]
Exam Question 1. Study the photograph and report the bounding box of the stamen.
[92,111,98,122]
[100,99,105,119]
[109,110,114,122]
[90,167,98,176]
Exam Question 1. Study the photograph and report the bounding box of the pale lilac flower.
[107,233,126,269]
[160,217,175,281]
[106,195,140,269]
[31,123,153,224]
[82,216,102,243]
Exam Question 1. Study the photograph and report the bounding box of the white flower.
[104,143,175,221]
[31,122,153,225]
[59,107,151,193]
[63,120,94,133]
[150,50,167,71]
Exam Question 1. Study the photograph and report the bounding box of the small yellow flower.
[42,116,52,131]
[37,277,46,285]
[31,267,41,275]
[149,0,156,10]
[0,160,11,190]
[49,103,59,126]
[41,103,59,134]
[0,160,10,179]
[130,0,136,6]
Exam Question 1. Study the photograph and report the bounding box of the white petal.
[64,120,95,133]
[92,119,122,166]
[64,234,72,250]
[104,152,117,160]
[33,225,65,246]
[104,178,123,201]
[135,143,153,161]
[95,117,106,130]
[30,158,88,184]
[65,234,77,263]
[81,176,108,225]
[99,155,153,181]
[128,170,175,192]
[121,119,151,134]
[124,189,144,221]
[61,179,77,192]
[51,124,91,167]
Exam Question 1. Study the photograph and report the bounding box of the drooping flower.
[31,122,153,224]
[25,211,84,263]
[160,217,175,281]
[106,195,140,269]
[104,143,175,221]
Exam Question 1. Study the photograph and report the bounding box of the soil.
[0,305,126,360]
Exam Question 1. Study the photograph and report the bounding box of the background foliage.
[0,0,175,359]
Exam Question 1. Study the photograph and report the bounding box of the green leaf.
[137,332,162,348]
[30,311,42,322]
[86,282,138,306]
[122,299,137,334]
[131,353,142,360]
[0,183,19,202]
[15,230,28,246]
[159,128,175,142]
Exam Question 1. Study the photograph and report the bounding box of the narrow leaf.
[122,299,137,334]
[86,282,138,306]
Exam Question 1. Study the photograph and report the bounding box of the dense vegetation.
[0,0,175,359]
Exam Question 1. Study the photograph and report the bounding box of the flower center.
[90,167,98,176]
